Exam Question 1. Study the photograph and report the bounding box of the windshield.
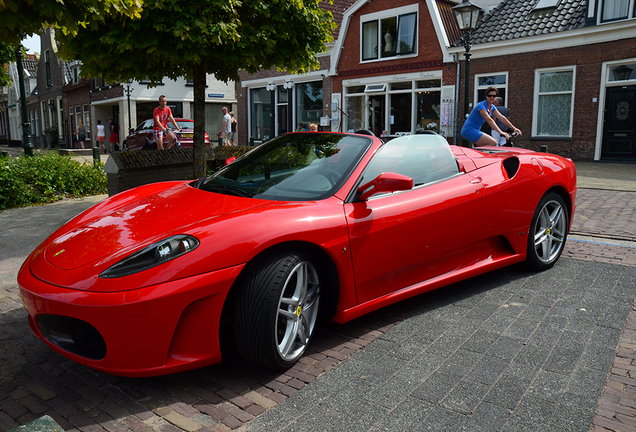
[197,133,372,201]
[173,120,194,129]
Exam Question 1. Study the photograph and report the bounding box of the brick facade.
[463,40,636,160]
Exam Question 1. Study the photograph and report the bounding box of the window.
[250,88,272,140]
[83,105,91,140]
[295,82,323,131]
[609,63,636,81]
[475,73,508,104]
[601,0,630,22]
[534,0,560,9]
[45,50,51,87]
[533,67,575,137]
[361,6,417,62]
[41,101,48,129]
[73,67,80,85]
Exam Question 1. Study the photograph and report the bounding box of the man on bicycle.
[153,95,180,149]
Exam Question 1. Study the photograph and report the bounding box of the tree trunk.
[193,61,206,178]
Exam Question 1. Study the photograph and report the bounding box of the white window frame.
[360,4,419,64]
[532,66,576,138]
[599,0,635,22]
[474,72,509,106]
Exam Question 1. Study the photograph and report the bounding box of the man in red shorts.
[153,95,180,149]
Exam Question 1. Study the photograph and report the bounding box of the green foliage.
[0,152,107,210]
[0,0,143,48]
[56,0,335,84]
[0,42,16,87]
[56,0,335,178]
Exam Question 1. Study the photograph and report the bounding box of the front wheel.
[526,192,569,270]
[234,251,321,370]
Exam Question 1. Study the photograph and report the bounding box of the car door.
[344,137,486,304]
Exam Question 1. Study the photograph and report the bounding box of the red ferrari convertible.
[18,132,576,377]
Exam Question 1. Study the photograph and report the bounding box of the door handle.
[470,177,482,184]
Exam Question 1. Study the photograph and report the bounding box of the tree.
[0,0,143,47]
[0,42,16,87]
[0,0,142,155]
[56,0,335,177]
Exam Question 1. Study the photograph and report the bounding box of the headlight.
[99,235,199,278]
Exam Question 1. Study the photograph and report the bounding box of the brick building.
[238,0,636,162]
[451,0,636,161]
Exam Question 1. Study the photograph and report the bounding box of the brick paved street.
[2,162,636,431]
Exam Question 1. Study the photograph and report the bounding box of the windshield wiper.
[202,183,253,198]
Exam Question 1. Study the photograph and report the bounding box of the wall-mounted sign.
[208,94,224,98]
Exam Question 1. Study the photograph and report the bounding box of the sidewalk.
[0,159,636,432]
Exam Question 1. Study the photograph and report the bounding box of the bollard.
[250,137,254,146]
[218,136,223,147]
[540,145,548,153]
[93,143,100,165]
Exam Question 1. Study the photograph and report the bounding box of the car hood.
[42,183,266,272]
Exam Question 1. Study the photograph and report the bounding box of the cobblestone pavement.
[1,163,636,431]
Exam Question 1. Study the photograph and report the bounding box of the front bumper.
[18,262,244,377]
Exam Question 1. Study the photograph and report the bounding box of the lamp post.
[124,82,134,134]
[452,1,481,146]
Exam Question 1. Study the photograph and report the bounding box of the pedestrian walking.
[109,118,120,152]
[96,120,106,153]
[219,107,232,146]
[76,119,87,149]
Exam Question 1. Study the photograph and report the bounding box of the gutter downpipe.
[453,52,461,146]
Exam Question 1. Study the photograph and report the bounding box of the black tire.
[234,251,321,370]
[526,192,569,270]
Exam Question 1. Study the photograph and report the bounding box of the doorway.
[368,95,385,137]
[601,85,636,161]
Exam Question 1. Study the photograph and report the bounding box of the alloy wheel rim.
[533,200,566,264]
[275,261,320,362]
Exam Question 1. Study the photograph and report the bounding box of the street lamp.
[452,1,482,146]
[124,82,134,134]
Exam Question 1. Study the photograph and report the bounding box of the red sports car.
[18,132,576,377]
[122,118,210,151]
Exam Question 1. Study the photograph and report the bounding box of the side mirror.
[129,128,135,134]
[357,172,413,201]
[225,156,236,166]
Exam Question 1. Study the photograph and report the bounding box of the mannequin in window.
[384,31,393,53]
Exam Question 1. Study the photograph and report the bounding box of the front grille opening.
[36,314,107,360]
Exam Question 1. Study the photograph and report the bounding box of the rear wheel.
[234,251,321,370]
[526,192,568,270]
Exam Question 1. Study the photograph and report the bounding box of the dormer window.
[361,5,418,62]
[534,0,560,10]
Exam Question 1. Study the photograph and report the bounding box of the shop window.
[346,86,365,94]
[295,82,323,132]
[391,82,412,91]
[250,88,272,140]
[533,67,575,137]
[417,91,441,133]
[361,6,417,62]
[346,95,365,132]
[416,80,441,89]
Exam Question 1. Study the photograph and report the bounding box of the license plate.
[182,133,193,138]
